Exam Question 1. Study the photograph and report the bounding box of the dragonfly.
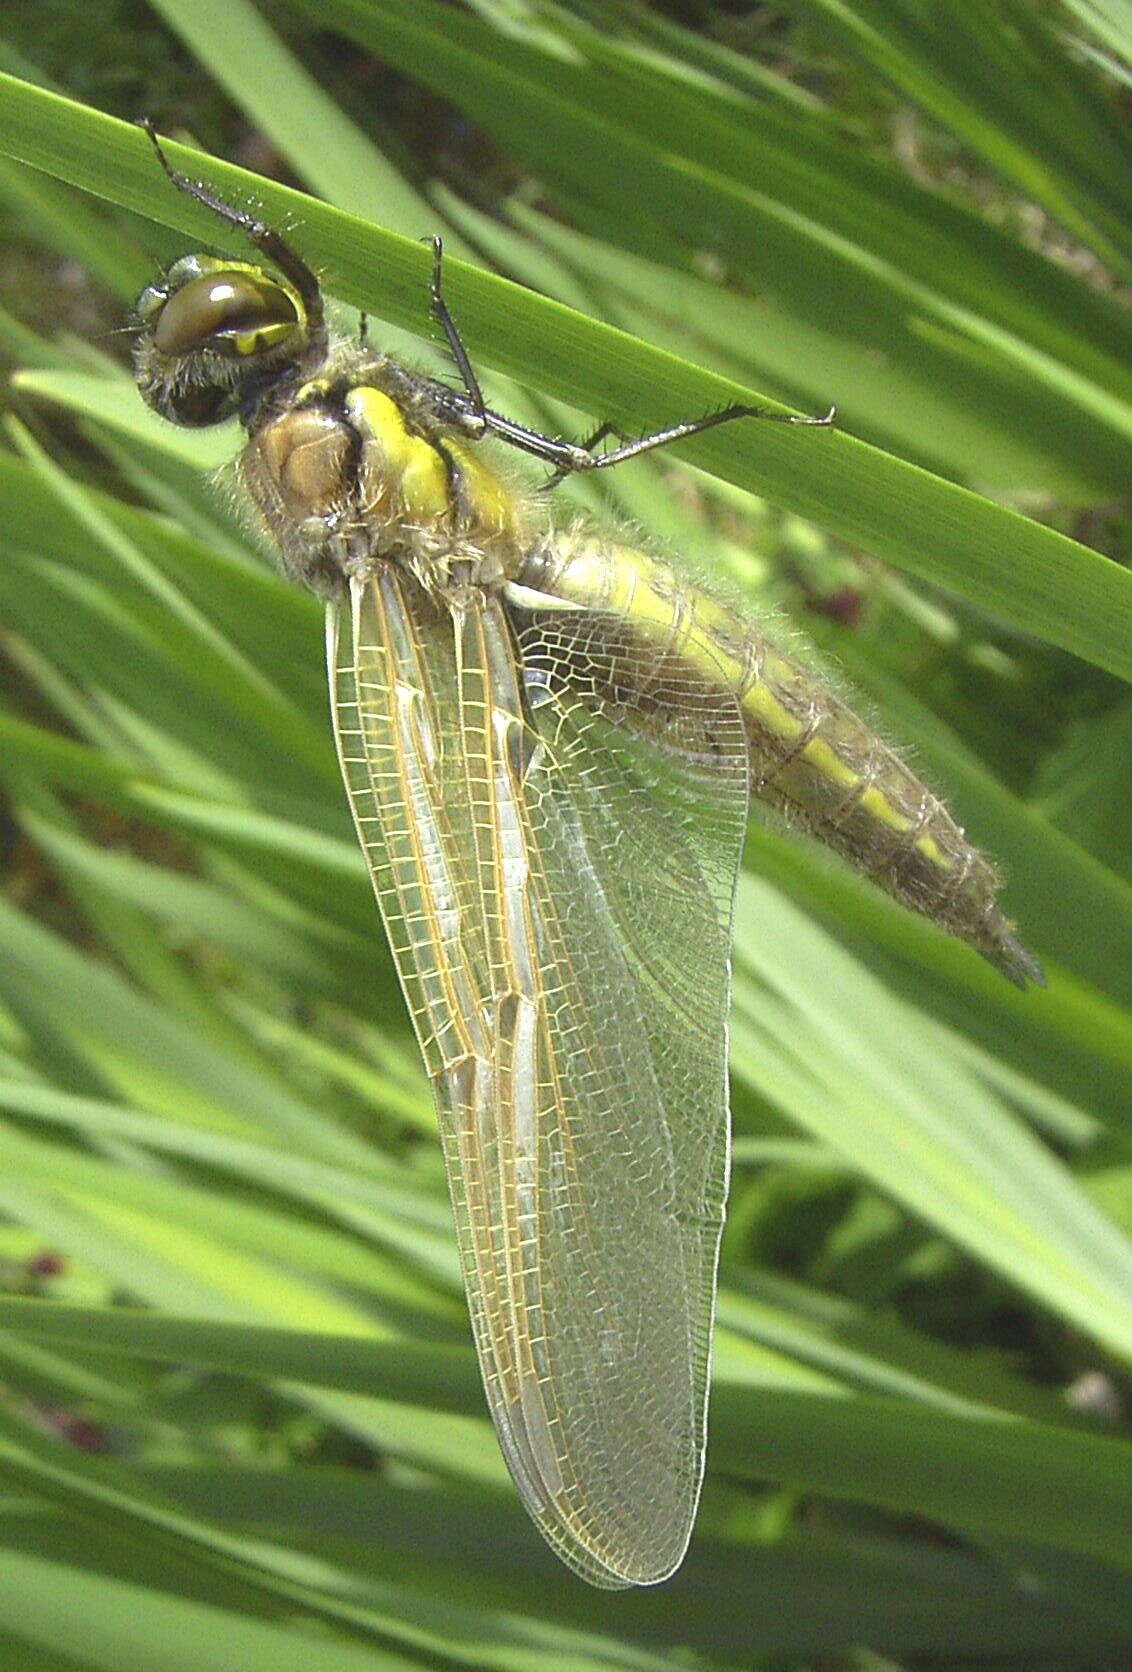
[132,128,1043,1589]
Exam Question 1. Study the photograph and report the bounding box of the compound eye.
[150,268,302,359]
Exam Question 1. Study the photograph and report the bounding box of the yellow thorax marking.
[346,386,450,520]
[445,440,516,540]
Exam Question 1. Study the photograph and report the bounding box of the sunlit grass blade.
[0,74,1129,679]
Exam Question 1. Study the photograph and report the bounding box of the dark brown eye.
[149,269,301,358]
[135,256,311,429]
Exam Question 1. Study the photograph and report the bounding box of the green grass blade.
[0,74,1128,678]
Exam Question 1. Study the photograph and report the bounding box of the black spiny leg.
[424,234,488,433]
[423,232,836,482]
[537,402,837,490]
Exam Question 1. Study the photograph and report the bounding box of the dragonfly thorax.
[240,353,526,597]
[135,251,526,600]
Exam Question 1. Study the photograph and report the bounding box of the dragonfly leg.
[538,404,836,490]
[423,235,488,431]
[421,232,836,483]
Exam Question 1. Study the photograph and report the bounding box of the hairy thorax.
[240,347,527,599]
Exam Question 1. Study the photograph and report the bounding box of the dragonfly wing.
[329,569,747,1587]
[509,601,750,1566]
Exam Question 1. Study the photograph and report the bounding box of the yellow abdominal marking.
[739,695,939,859]
[572,540,948,872]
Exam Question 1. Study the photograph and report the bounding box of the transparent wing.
[328,567,748,1587]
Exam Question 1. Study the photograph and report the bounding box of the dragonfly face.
[133,132,1042,1590]
[135,255,312,426]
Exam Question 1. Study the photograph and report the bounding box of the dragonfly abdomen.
[738,659,1021,975]
[517,529,1041,987]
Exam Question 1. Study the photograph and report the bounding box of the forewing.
[328,568,747,1587]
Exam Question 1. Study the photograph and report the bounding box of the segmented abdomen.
[517,530,1041,988]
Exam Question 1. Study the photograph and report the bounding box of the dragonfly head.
[134,255,310,427]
